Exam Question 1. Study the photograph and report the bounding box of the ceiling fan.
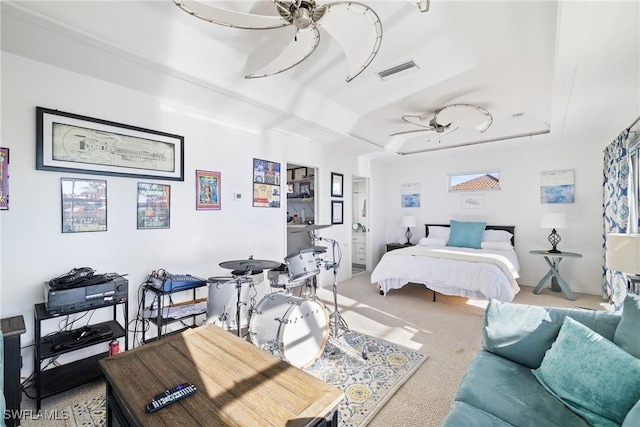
[173,0,383,82]
[390,104,493,137]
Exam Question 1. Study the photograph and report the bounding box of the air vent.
[377,60,420,81]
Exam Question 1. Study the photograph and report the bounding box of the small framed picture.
[331,172,344,198]
[61,177,107,233]
[137,182,171,229]
[331,200,344,224]
[196,170,221,210]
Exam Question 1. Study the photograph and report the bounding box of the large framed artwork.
[448,171,500,192]
[36,107,184,181]
[0,147,8,210]
[196,170,221,210]
[61,177,107,233]
[137,182,171,229]
[253,158,281,207]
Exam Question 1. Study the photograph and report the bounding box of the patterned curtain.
[603,128,631,311]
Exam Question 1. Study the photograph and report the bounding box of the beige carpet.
[19,272,606,426]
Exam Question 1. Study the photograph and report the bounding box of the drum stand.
[324,238,349,338]
[230,271,257,338]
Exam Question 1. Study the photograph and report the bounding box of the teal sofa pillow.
[614,293,640,358]
[532,317,640,427]
[482,300,621,369]
[447,220,486,249]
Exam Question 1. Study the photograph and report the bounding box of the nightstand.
[386,243,414,252]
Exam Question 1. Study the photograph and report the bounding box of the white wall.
[0,52,360,375]
[370,132,608,297]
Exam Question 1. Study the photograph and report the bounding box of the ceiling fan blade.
[319,2,383,82]
[401,115,434,129]
[435,104,493,133]
[390,128,437,137]
[174,0,288,29]
[245,25,320,79]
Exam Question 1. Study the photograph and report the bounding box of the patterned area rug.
[66,396,106,427]
[304,330,428,426]
[64,330,426,427]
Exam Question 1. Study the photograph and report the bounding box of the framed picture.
[293,167,307,181]
[137,182,171,229]
[540,169,575,203]
[253,158,281,207]
[331,172,344,198]
[196,170,221,210]
[461,194,485,209]
[61,177,107,233]
[401,183,420,208]
[36,107,184,181]
[0,147,8,210]
[331,200,344,224]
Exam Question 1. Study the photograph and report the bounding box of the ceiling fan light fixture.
[293,6,313,29]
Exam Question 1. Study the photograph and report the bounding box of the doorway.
[351,176,369,275]
[285,163,317,255]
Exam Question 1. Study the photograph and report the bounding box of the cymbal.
[290,224,332,233]
[219,257,281,271]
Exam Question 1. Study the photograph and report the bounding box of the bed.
[371,222,521,302]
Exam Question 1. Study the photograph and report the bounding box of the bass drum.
[249,292,329,368]
[205,275,266,330]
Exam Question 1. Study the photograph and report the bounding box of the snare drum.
[284,248,319,282]
[249,293,329,368]
[205,275,266,330]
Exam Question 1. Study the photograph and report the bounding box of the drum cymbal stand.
[321,237,348,338]
[231,269,259,338]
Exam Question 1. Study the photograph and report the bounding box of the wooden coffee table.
[99,324,343,426]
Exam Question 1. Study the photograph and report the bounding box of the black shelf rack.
[141,282,208,343]
[34,301,128,411]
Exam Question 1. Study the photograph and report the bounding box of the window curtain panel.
[603,128,631,311]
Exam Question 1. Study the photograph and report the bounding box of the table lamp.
[401,216,416,244]
[606,233,640,273]
[540,213,567,253]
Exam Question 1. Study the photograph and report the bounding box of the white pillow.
[481,241,513,251]
[428,226,450,242]
[482,229,513,243]
[418,237,447,247]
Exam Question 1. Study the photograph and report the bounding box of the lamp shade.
[400,216,416,228]
[606,233,640,273]
[540,213,567,229]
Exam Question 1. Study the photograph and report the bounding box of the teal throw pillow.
[614,293,640,358]
[447,220,486,249]
[532,317,640,427]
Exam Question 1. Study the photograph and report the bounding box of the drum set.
[204,224,347,368]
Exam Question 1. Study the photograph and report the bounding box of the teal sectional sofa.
[443,295,640,427]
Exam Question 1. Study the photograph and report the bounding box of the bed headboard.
[425,224,515,246]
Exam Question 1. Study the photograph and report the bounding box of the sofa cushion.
[533,317,640,427]
[454,351,590,427]
[483,299,621,369]
[623,399,640,427]
[442,401,514,427]
[614,293,640,358]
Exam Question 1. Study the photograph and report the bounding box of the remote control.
[145,383,197,413]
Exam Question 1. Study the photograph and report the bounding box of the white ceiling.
[2,1,639,156]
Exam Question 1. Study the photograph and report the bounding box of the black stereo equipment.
[44,274,128,315]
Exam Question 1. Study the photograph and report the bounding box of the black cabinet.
[141,282,208,343]
[2,315,26,427]
[33,301,128,411]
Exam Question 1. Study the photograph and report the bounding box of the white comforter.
[371,246,521,302]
